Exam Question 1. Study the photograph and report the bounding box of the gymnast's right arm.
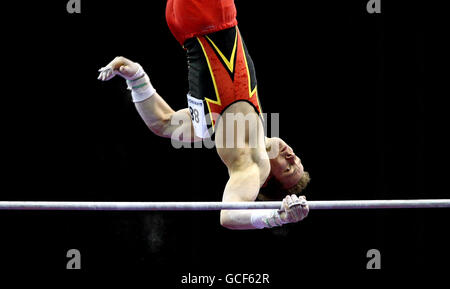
[98,56,198,142]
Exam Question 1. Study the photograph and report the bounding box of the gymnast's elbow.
[220,210,244,230]
[147,115,172,138]
[220,210,233,230]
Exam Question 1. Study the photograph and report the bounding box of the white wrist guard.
[126,64,156,103]
[250,209,288,229]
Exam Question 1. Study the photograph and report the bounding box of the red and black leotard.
[166,0,263,138]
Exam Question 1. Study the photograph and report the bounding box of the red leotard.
[166,0,238,46]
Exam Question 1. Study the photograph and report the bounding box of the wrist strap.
[250,209,288,229]
[126,64,156,103]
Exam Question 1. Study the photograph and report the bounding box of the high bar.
[0,199,449,211]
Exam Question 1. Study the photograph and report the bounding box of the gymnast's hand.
[279,195,309,223]
[97,56,140,81]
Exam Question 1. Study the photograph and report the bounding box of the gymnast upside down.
[98,0,310,230]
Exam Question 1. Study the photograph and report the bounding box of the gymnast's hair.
[257,171,311,201]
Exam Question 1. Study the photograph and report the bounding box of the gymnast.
[98,0,310,230]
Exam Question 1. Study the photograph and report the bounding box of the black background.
[1,0,448,285]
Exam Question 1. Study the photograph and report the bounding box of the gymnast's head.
[259,137,311,201]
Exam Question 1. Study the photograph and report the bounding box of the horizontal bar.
[0,200,449,211]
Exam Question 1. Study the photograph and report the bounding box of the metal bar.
[0,200,449,211]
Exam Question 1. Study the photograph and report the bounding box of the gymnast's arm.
[98,56,200,142]
[135,94,198,141]
[219,153,264,230]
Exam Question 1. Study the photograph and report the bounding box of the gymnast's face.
[269,138,305,189]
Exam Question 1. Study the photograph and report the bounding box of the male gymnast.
[98,0,310,230]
